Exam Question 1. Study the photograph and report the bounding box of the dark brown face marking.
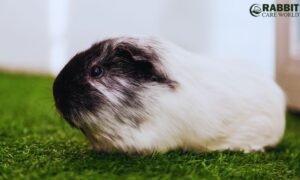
[53,38,176,128]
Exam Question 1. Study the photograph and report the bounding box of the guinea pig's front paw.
[90,125,174,154]
[111,136,167,155]
[93,139,160,155]
[219,144,266,153]
[241,146,265,153]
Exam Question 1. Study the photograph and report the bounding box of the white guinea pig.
[53,37,286,154]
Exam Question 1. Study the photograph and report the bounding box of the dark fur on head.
[53,38,176,128]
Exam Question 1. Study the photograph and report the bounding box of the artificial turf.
[0,72,299,180]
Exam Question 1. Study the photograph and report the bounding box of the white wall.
[0,0,275,76]
[159,0,275,75]
[0,1,50,73]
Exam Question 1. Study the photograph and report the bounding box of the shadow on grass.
[51,141,290,177]
[2,125,299,179]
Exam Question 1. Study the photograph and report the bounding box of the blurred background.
[0,0,299,110]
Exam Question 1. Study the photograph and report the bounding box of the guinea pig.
[53,37,286,154]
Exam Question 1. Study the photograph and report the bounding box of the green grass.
[0,72,299,179]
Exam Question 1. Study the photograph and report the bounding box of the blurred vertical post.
[48,0,70,75]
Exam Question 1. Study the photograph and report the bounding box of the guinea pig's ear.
[114,42,177,88]
[114,42,163,81]
[114,42,149,62]
[114,43,133,60]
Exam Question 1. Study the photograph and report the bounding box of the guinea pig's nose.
[54,96,62,108]
[53,78,61,100]
[53,77,71,114]
[53,90,74,122]
[53,87,71,112]
[53,94,77,127]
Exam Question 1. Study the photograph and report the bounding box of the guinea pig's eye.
[90,66,104,78]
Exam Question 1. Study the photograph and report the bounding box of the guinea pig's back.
[154,39,286,151]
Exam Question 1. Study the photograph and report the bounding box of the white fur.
[86,38,286,153]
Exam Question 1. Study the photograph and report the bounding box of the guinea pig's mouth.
[53,91,101,128]
[53,86,79,126]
